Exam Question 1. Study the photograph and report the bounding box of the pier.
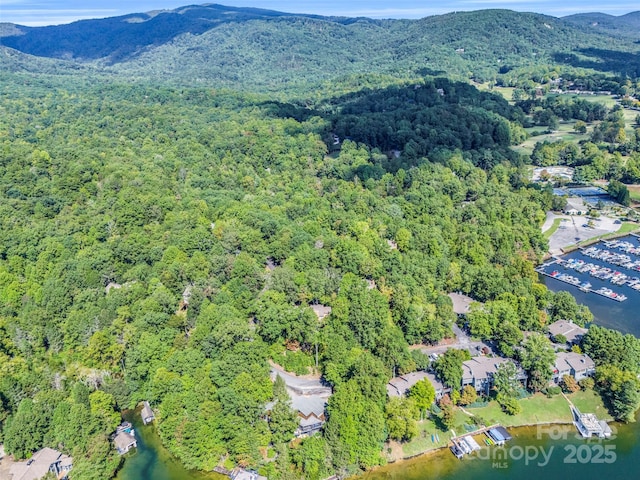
[449,424,511,459]
[536,259,629,302]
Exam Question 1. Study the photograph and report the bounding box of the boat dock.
[536,259,628,302]
[449,425,511,459]
[571,406,612,439]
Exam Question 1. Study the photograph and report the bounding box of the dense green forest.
[2,5,640,94]
[0,70,553,478]
[2,4,640,480]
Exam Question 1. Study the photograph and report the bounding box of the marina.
[534,235,640,303]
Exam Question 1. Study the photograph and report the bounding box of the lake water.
[360,419,640,480]
[541,235,640,336]
[115,411,224,480]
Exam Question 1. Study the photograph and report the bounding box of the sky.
[0,0,638,27]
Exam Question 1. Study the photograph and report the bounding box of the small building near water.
[141,401,155,425]
[114,431,137,455]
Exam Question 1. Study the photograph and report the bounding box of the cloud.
[1,8,118,26]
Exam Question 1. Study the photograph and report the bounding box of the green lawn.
[402,410,472,457]
[543,218,562,239]
[469,390,611,427]
[399,390,610,459]
[513,122,590,155]
[618,222,640,234]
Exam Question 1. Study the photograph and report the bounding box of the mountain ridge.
[1,4,639,94]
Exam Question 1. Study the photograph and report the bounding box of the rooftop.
[9,448,71,480]
[448,292,474,315]
[114,431,136,453]
[554,352,595,373]
[310,304,332,321]
[547,320,588,343]
[463,356,514,380]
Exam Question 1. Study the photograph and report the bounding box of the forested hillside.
[0,71,556,478]
[2,6,639,93]
[2,4,640,480]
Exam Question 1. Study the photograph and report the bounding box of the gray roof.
[290,394,327,418]
[387,371,433,397]
[554,352,595,373]
[564,197,587,212]
[310,304,332,320]
[141,401,154,420]
[269,368,331,421]
[114,431,136,452]
[547,320,588,343]
[9,448,70,480]
[448,293,474,315]
[462,356,511,381]
[271,370,331,396]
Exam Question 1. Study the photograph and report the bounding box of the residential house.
[8,447,72,480]
[114,431,137,455]
[310,304,331,322]
[547,320,588,345]
[269,369,332,437]
[553,352,595,383]
[448,292,474,316]
[141,401,155,425]
[462,357,526,395]
[387,371,450,400]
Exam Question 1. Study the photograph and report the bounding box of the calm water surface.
[116,411,224,480]
[361,420,640,480]
[541,235,640,336]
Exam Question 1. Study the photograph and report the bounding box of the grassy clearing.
[398,390,610,459]
[617,222,639,234]
[469,390,611,427]
[626,185,640,203]
[513,121,590,155]
[401,417,454,458]
[543,218,562,239]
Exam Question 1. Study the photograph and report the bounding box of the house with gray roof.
[141,401,155,425]
[387,371,450,400]
[547,320,588,345]
[269,368,332,437]
[114,431,137,455]
[8,447,72,480]
[553,352,595,383]
[462,357,526,395]
[448,292,474,315]
[563,197,588,215]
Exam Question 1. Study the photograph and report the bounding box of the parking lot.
[543,212,623,255]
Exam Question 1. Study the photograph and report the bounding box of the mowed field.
[513,121,590,155]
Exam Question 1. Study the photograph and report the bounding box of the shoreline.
[356,417,599,479]
[384,418,578,465]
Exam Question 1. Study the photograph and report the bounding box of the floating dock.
[536,261,628,302]
[450,425,510,459]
